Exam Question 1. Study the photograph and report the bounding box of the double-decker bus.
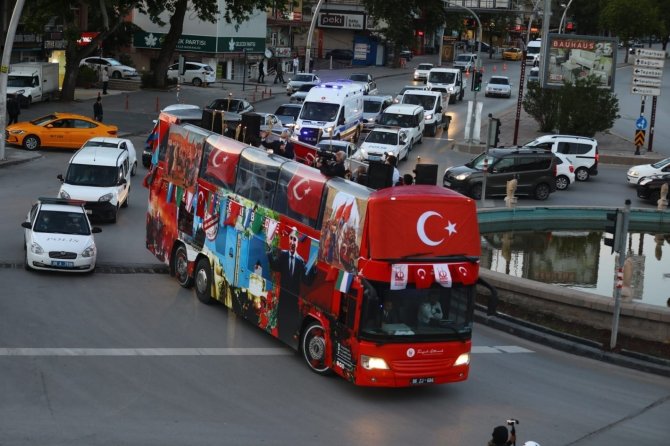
[144,111,482,387]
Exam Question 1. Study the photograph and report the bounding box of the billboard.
[542,34,617,90]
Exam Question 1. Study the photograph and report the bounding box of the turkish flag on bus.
[287,164,325,220]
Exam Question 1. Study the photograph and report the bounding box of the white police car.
[22,197,101,273]
[355,127,410,163]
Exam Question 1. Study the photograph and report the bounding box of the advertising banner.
[542,34,617,90]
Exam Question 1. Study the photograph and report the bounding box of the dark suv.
[443,148,557,200]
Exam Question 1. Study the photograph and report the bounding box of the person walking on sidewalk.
[93,95,103,122]
[7,96,20,125]
[257,60,265,83]
[274,60,285,84]
[101,67,109,95]
[293,55,300,74]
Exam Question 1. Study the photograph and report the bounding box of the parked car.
[413,63,434,81]
[82,137,138,177]
[362,95,394,130]
[554,152,575,191]
[348,73,377,95]
[399,48,413,61]
[167,61,216,86]
[527,67,540,84]
[524,134,599,181]
[502,47,523,61]
[274,104,303,130]
[79,57,139,79]
[325,49,354,61]
[286,72,320,95]
[443,148,557,200]
[627,157,670,185]
[356,127,410,163]
[290,83,318,103]
[21,197,102,273]
[637,173,670,203]
[485,76,512,98]
[206,98,254,114]
[6,113,118,151]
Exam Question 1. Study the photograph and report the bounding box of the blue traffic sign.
[636,116,648,130]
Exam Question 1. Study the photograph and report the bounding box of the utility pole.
[609,200,631,350]
[305,0,325,74]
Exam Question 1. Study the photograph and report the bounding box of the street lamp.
[559,0,574,34]
[305,0,325,73]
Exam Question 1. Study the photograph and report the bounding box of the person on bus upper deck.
[317,150,346,178]
[489,425,515,446]
[276,130,295,159]
[259,126,278,152]
[384,154,400,185]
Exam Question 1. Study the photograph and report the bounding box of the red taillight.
[595,150,599,163]
[108,130,117,135]
[569,165,575,173]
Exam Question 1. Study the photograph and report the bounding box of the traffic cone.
[493,65,497,72]
[465,68,470,78]
[503,63,507,71]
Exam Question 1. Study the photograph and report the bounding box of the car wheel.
[195,258,215,304]
[192,77,202,87]
[172,244,193,288]
[534,183,551,200]
[23,135,41,151]
[131,162,137,177]
[429,124,436,137]
[110,205,119,223]
[470,183,483,200]
[449,95,456,104]
[24,247,32,271]
[555,175,570,191]
[301,321,332,376]
[418,134,423,145]
[111,71,121,79]
[575,167,590,181]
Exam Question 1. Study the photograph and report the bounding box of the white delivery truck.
[7,62,59,108]
[401,90,446,136]
[426,67,465,104]
[526,39,542,66]
[294,81,364,145]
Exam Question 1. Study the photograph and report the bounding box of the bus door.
[330,283,361,374]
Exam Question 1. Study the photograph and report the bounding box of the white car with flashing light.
[356,127,410,163]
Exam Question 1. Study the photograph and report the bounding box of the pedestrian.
[93,96,103,122]
[7,95,21,125]
[293,55,300,74]
[274,60,285,84]
[101,67,109,95]
[257,60,265,83]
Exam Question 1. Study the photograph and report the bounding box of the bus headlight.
[454,353,470,366]
[360,355,389,370]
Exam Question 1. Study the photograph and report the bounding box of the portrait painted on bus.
[319,188,366,273]
[163,125,207,191]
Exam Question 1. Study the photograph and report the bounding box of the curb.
[0,152,43,167]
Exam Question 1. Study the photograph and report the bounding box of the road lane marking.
[472,346,534,354]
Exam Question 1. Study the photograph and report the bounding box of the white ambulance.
[293,82,364,145]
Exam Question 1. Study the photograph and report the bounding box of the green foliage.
[362,0,446,49]
[600,0,661,43]
[76,65,99,87]
[522,76,620,137]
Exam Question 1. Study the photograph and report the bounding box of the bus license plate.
[411,377,434,385]
[52,260,74,268]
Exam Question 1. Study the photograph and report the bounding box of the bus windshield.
[359,281,473,341]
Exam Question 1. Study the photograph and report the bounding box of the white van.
[58,146,131,223]
[376,104,424,149]
[526,39,542,66]
[523,134,599,181]
[294,82,364,144]
[427,68,465,104]
[401,90,446,136]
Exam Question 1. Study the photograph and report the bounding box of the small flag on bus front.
[336,270,353,293]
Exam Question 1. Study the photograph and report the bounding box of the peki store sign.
[318,12,365,30]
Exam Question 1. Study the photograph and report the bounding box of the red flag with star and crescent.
[203,135,246,188]
[366,186,481,259]
[287,164,325,220]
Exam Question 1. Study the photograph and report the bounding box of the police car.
[355,126,410,163]
[21,197,102,273]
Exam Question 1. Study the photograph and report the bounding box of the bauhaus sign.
[318,12,365,30]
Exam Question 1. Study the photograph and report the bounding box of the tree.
[141,0,287,89]
[600,0,661,62]
[523,76,620,137]
[22,0,142,101]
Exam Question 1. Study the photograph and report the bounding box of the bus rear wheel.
[301,322,332,376]
[195,258,215,304]
[172,244,193,288]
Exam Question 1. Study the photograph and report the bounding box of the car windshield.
[350,74,368,82]
[83,141,118,148]
[417,64,433,70]
[490,78,509,85]
[293,75,313,82]
[34,210,91,235]
[505,48,517,53]
[65,164,119,187]
[456,55,472,62]
[651,158,670,168]
[207,99,241,111]
[297,84,315,92]
[275,106,301,118]
[428,71,455,83]
[527,46,541,55]
[363,101,383,113]
[7,76,33,87]
[106,59,122,66]
[317,142,346,153]
[202,65,213,71]
[468,152,500,170]
[31,115,58,126]
[403,94,436,110]
[378,113,415,128]
[299,102,340,121]
[365,131,398,145]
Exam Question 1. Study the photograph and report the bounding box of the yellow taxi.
[5,113,118,151]
[502,47,523,61]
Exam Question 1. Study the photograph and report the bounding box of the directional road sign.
[635,130,645,146]
[634,58,665,69]
[632,67,664,78]
[631,85,661,96]
[632,76,663,87]
[634,48,666,59]
[636,116,648,130]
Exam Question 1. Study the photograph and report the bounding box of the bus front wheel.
[195,258,215,304]
[172,244,193,288]
[301,322,332,376]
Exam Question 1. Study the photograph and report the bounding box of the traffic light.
[486,117,501,148]
[604,210,622,253]
[472,70,483,91]
[493,118,501,147]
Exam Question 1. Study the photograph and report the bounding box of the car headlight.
[9,129,26,135]
[425,114,433,120]
[455,172,471,181]
[366,117,376,123]
[59,190,71,199]
[454,353,470,366]
[628,169,639,177]
[30,242,44,255]
[81,243,96,258]
[360,355,389,370]
[323,126,334,135]
[294,123,301,132]
[447,86,455,93]
[99,193,113,202]
[360,148,368,157]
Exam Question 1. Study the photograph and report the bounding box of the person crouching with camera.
[316,150,346,178]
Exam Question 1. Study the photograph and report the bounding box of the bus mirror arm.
[476,277,498,316]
